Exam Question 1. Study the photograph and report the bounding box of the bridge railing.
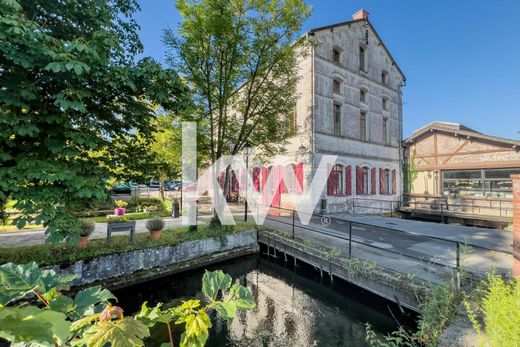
[257,204,512,283]
[400,194,513,218]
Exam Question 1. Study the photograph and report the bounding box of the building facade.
[277,9,405,212]
[403,122,520,199]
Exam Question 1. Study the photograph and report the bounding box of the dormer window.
[333,79,341,94]
[332,48,341,64]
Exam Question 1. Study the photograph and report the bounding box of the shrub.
[0,222,256,266]
[146,218,165,232]
[114,200,128,208]
[466,274,520,347]
[79,221,95,237]
[106,215,130,223]
[126,198,164,212]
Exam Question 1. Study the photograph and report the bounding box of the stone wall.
[45,230,259,287]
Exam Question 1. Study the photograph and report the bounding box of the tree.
[0,0,189,243]
[164,0,311,223]
[148,113,183,200]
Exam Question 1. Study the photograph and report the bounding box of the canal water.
[114,253,417,346]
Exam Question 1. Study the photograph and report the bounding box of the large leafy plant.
[0,263,255,346]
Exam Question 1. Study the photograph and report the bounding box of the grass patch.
[0,222,256,266]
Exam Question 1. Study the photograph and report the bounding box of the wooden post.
[512,174,520,277]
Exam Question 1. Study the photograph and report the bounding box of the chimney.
[352,9,369,20]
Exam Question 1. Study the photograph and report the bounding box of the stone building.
[275,9,406,212]
[403,122,520,220]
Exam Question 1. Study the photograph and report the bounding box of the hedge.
[0,222,256,266]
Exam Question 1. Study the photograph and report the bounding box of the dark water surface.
[113,253,417,346]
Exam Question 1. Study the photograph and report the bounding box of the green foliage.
[366,281,460,347]
[79,316,150,347]
[402,149,418,194]
[0,0,189,244]
[465,274,520,347]
[0,263,255,347]
[0,262,75,306]
[79,220,95,237]
[165,0,312,165]
[414,282,459,346]
[0,223,256,266]
[115,200,128,208]
[365,324,416,347]
[145,217,165,232]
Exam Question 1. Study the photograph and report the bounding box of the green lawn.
[0,222,256,266]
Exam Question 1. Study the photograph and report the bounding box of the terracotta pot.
[77,236,89,249]
[149,230,161,240]
[114,207,126,215]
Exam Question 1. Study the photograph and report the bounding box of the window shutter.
[252,168,260,192]
[295,162,304,194]
[380,168,385,195]
[392,169,397,194]
[371,168,377,195]
[345,166,352,196]
[327,164,334,196]
[356,166,362,195]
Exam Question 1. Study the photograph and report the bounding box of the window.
[442,168,520,198]
[384,169,391,194]
[360,111,367,141]
[360,89,366,104]
[332,48,341,64]
[333,79,341,94]
[359,46,366,72]
[381,71,388,85]
[382,117,388,145]
[333,103,341,136]
[382,98,388,111]
[362,167,369,195]
[285,164,297,193]
[328,164,343,196]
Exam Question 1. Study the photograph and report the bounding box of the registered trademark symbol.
[321,216,331,226]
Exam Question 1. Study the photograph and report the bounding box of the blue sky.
[135,0,520,139]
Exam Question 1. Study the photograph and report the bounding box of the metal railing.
[400,194,513,219]
[256,204,512,281]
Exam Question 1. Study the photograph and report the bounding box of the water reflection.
[114,255,415,346]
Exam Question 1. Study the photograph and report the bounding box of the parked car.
[169,181,182,191]
[149,180,160,188]
[111,183,132,195]
[163,181,175,191]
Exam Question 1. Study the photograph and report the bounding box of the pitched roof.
[307,18,406,81]
[404,121,520,148]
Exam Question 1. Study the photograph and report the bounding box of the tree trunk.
[159,172,165,201]
[0,197,7,225]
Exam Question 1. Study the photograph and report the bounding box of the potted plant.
[78,220,95,249]
[145,217,165,240]
[114,200,128,215]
